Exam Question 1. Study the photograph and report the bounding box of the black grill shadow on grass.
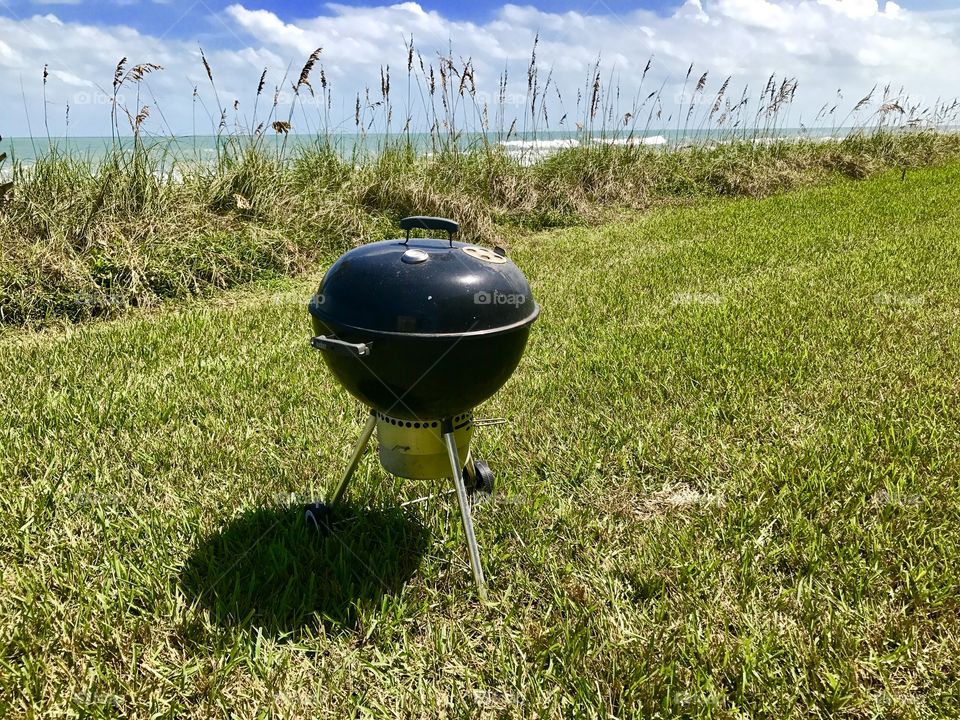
[180,504,429,634]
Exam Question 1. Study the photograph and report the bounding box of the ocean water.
[0,127,851,173]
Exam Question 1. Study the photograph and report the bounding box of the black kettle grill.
[305,216,539,597]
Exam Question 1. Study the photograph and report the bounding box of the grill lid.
[309,236,539,337]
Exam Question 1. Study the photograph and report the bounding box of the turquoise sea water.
[0,127,861,170]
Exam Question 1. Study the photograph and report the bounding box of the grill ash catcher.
[305,216,540,598]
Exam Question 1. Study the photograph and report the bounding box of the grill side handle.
[311,335,373,357]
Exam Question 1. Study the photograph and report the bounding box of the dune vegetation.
[2,44,960,325]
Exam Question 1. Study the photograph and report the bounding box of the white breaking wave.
[600,135,669,146]
[499,135,669,163]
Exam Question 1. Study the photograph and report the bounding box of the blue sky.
[2,0,947,37]
[5,0,668,30]
[0,0,958,135]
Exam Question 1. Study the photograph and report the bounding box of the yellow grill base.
[375,411,474,480]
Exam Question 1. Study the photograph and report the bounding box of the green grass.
[3,164,960,717]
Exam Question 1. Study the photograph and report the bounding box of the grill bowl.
[310,314,533,420]
[309,229,539,420]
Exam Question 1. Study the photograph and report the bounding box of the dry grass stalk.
[113,58,127,90]
[855,85,876,112]
[134,106,150,129]
[200,49,213,84]
[297,48,322,92]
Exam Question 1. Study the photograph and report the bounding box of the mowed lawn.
[3,165,960,718]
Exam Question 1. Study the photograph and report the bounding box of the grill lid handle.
[311,335,372,357]
[400,216,459,246]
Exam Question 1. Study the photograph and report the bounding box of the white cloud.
[50,69,93,87]
[714,0,791,29]
[0,0,957,136]
[0,39,22,66]
[675,0,710,23]
[816,0,883,20]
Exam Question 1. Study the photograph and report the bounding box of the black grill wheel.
[464,460,495,496]
[305,502,335,532]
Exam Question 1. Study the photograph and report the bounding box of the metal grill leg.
[443,428,488,600]
[328,411,377,505]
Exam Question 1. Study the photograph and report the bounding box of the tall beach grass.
[2,44,959,325]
